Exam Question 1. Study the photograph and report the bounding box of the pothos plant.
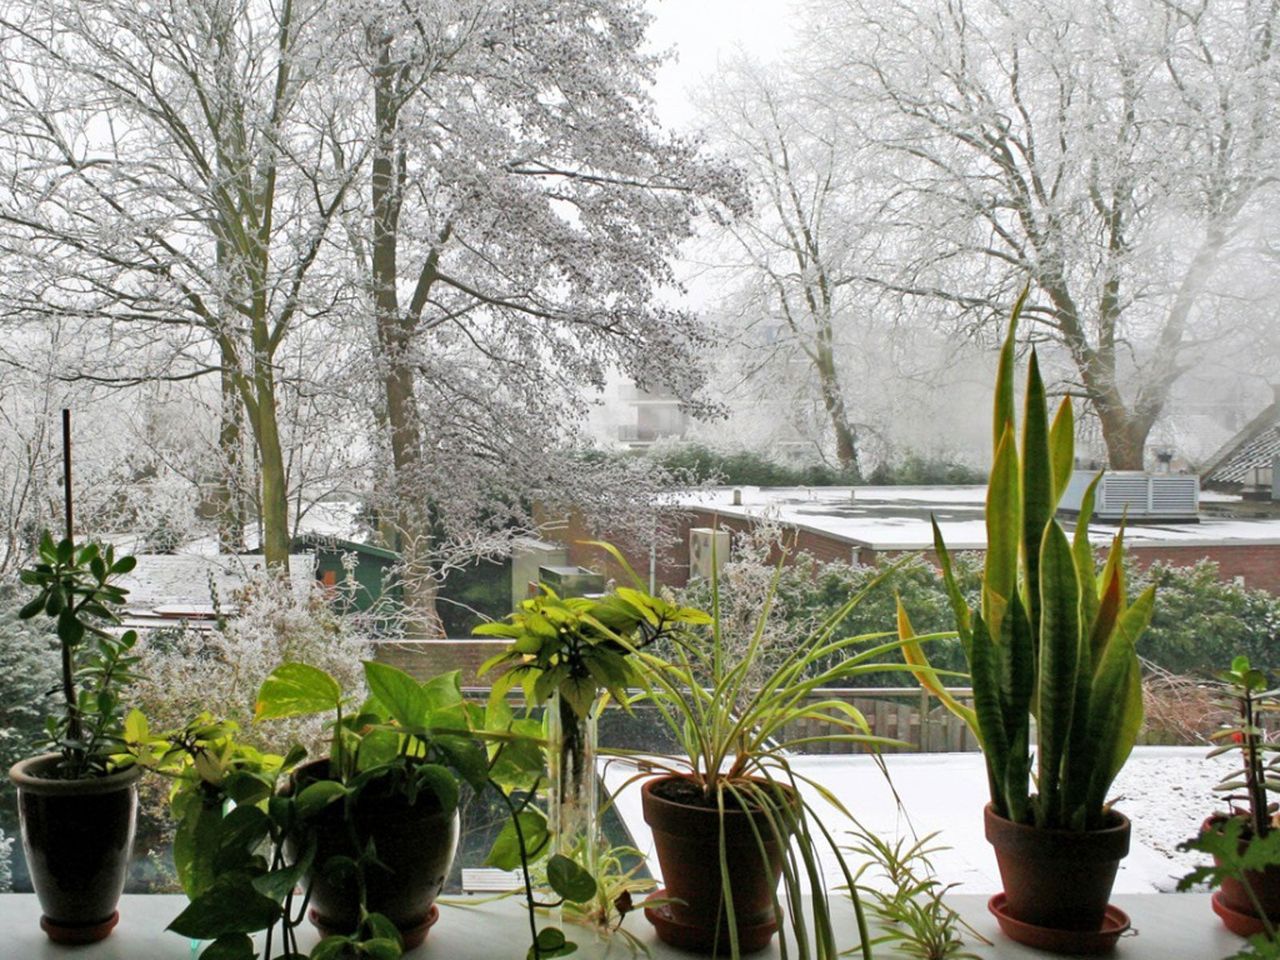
[128,658,601,960]
[18,532,140,779]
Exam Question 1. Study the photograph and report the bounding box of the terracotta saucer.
[988,893,1131,955]
[1212,890,1271,938]
[40,910,120,945]
[310,903,440,950]
[642,889,777,955]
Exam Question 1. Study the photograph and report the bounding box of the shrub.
[1127,559,1280,677]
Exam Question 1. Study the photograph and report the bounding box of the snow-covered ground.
[604,746,1234,895]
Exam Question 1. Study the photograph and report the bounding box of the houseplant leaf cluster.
[18,532,140,779]
[899,293,1155,833]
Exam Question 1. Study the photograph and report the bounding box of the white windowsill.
[0,892,1245,958]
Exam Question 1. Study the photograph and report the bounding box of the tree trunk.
[1095,405,1150,471]
[813,345,861,477]
[250,366,292,572]
[215,363,246,553]
[370,37,442,636]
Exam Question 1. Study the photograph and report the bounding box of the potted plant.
[126,708,409,960]
[252,659,490,949]
[899,293,1155,948]
[624,550,916,959]
[9,532,141,944]
[1178,656,1280,941]
[476,557,709,875]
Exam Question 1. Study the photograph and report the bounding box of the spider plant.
[614,544,948,960]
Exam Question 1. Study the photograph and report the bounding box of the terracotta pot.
[641,775,795,954]
[288,758,459,950]
[9,753,140,944]
[1202,815,1280,925]
[984,803,1130,933]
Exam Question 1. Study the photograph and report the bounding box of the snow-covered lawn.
[605,746,1234,895]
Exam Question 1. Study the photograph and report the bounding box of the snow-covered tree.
[797,0,1280,468]
[323,0,745,632]
[0,0,364,566]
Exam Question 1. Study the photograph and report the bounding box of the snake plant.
[899,291,1155,831]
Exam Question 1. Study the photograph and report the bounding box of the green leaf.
[983,423,1020,638]
[255,663,342,721]
[435,736,489,789]
[311,937,356,960]
[18,593,45,619]
[547,854,597,903]
[167,874,280,938]
[110,554,137,574]
[528,926,577,960]
[172,792,225,898]
[412,762,460,814]
[1036,521,1081,828]
[356,727,400,772]
[199,934,255,960]
[358,938,403,960]
[296,779,348,819]
[486,811,549,870]
[559,675,597,719]
[364,660,430,730]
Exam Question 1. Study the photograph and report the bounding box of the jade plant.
[18,532,140,778]
[899,293,1155,831]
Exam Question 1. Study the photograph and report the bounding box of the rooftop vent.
[1058,470,1199,523]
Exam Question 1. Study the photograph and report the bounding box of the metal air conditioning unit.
[1058,470,1199,522]
[689,528,731,582]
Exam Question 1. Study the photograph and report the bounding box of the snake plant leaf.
[1035,521,1081,828]
[1021,350,1053,640]
[1000,592,1034,825]
[969,611,1012,818]
[1071,472,1103,630]
[897,598,979,737]
[983,423,1021,639]
[1048,397,1075,505]
[930,517,972,656]
[1083,586,1154,822]
[992,286,1027,459]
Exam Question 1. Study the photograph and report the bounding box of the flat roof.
[673,485,1280,551]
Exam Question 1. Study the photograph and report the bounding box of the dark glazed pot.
[9,753,140,944]
[985,803,1130,934]
[290,758,460,950]
[1202,815,1280,926]
[641,775,795,955]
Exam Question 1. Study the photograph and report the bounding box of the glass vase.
[546,690,600,878]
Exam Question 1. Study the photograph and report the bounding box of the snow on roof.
[673,485,1280,550]
[117,553,316,613]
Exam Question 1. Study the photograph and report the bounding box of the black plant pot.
[289,758,460,950]
[9,753,140,944]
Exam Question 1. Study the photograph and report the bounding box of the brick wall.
[1125,543,1280,593]
[539,503,1280,595]
[373,639,510,685]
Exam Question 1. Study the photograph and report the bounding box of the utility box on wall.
[689,527,731,582]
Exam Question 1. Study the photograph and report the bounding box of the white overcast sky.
[646,0,795,130]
